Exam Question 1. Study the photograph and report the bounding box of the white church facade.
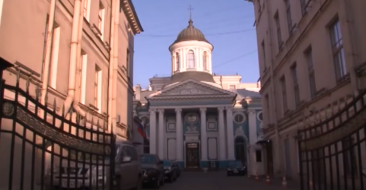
[132,19,266,173]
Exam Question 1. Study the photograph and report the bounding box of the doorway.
[234,137,247,164]
[186,143,199,168]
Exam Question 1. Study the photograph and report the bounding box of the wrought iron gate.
[0,69,116,189]
[298,90,366,190]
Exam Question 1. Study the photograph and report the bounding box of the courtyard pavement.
[150,171,301,190]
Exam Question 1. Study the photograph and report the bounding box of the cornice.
[147,95,235,101]
[121,0,143,35]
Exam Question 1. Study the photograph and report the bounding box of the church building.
[132,18,265,173]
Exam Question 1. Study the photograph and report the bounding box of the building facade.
[248,0,366,184]
[132,19,265,173]
[0,0,142,188]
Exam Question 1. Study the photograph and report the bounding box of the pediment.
[157,79,234,97]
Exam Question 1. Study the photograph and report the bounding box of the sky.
[131,0,259,89]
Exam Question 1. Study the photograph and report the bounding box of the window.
[126,49,130,75]
[80,51,88,104]
[94,65,102,111]
[175,52,180,71]
[261,40,266,69]
[280,77,288,114]
[305,47,317,98]
[265,94,270,123]
[234,113,245,124]
[229,85,236,90]
[187,50,195,68]
[83,0,90,20]
[274,12,282,49]
[330,19,346,80]
[203,51,208,70]
[49,22,61,89]
[256,150,262,162]
[300,0,306,15]
[98,2,105,39]
[284,0,293,34]
[291,64,300,108]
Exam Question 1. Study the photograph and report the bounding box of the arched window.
[203,51,208,70]
[175,52,180,71]
[235,137,247,164]
[187,50,195,68]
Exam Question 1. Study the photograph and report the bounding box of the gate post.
[0,57,13,121]
[0,57,13,80]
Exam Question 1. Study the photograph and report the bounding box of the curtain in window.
[187,50,195,68]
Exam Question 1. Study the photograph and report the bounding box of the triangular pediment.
[156,79,235,97]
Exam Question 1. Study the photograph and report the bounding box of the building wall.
[249,0,366,180]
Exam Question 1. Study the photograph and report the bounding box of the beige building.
[248,0,366,185]
[0,0,142,139]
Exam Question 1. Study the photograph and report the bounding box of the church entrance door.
[234,137,247,165]
[186,143,199,168]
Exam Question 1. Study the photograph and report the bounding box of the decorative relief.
[163,82,225,96]
[2,101,15,117]
[15,106,108,155]
[235,127,245,137]
[185,113,198,124]
[186,124,198,134]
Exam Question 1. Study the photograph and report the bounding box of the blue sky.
[131,0,259,88]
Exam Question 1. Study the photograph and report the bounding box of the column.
[226,106,235,160]
[149,109,157,154]
[200,108,208,161]
[218,107,226,160]
[175,108,183,161]
[158,109,165,159]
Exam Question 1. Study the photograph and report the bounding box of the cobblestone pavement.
[147,171,300,190]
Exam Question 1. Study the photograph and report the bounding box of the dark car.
[140,154,165,189]
[172,161,181,177]
[227,161,247,176]
[162,160,178,182]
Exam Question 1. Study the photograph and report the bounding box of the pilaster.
[218,106,226,160]
[225,106,235,160]
[200,108,207,161]
[175,108,183,161]
[149,109,157,154]
[158,109,165,159]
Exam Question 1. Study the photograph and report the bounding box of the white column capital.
[199,107,207,113]
[218,106,225,112]
[157,108,164,114]
[149,108,157,113]
[175,108,182,113]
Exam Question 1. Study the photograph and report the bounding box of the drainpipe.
[264,0,281,176]
[73,0,86,117]
[40,0,57,105]
[62,0,83,114]
[112,0,121,134]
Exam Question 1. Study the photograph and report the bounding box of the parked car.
[162,160,178,182]
[227,161,247,176]
[44,140,142,190]
[172,161,181,177]
[140,154,165,189]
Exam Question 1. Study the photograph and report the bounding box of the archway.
[234,136,247,165]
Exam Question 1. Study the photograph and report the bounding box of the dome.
[172,19,211,45]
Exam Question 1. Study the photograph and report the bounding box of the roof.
[232,88,261,99]
[169,71,215,85]
[170,19,210,46]
[121,0,144,34]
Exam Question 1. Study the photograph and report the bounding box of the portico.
[148,104,237,168]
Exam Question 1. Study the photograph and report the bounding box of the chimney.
[135,84,141,100]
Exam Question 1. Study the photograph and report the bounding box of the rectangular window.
[291,64,300,108]
[280,76,288,114]
[94,65,102,111]
[229,85,236,90]
[83,0,89,20]
[274,12,282,49]
[98,2,105,39]
[305,47,317,98]
[330,19,346,80]
[49,23,61,89]
[265,94,270,123]
[300,0,306,15]
[80,51,87,104]
[284,0,293,34]
[256,150,262,162]
[261,40,266,69]
[126,49,130,76]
